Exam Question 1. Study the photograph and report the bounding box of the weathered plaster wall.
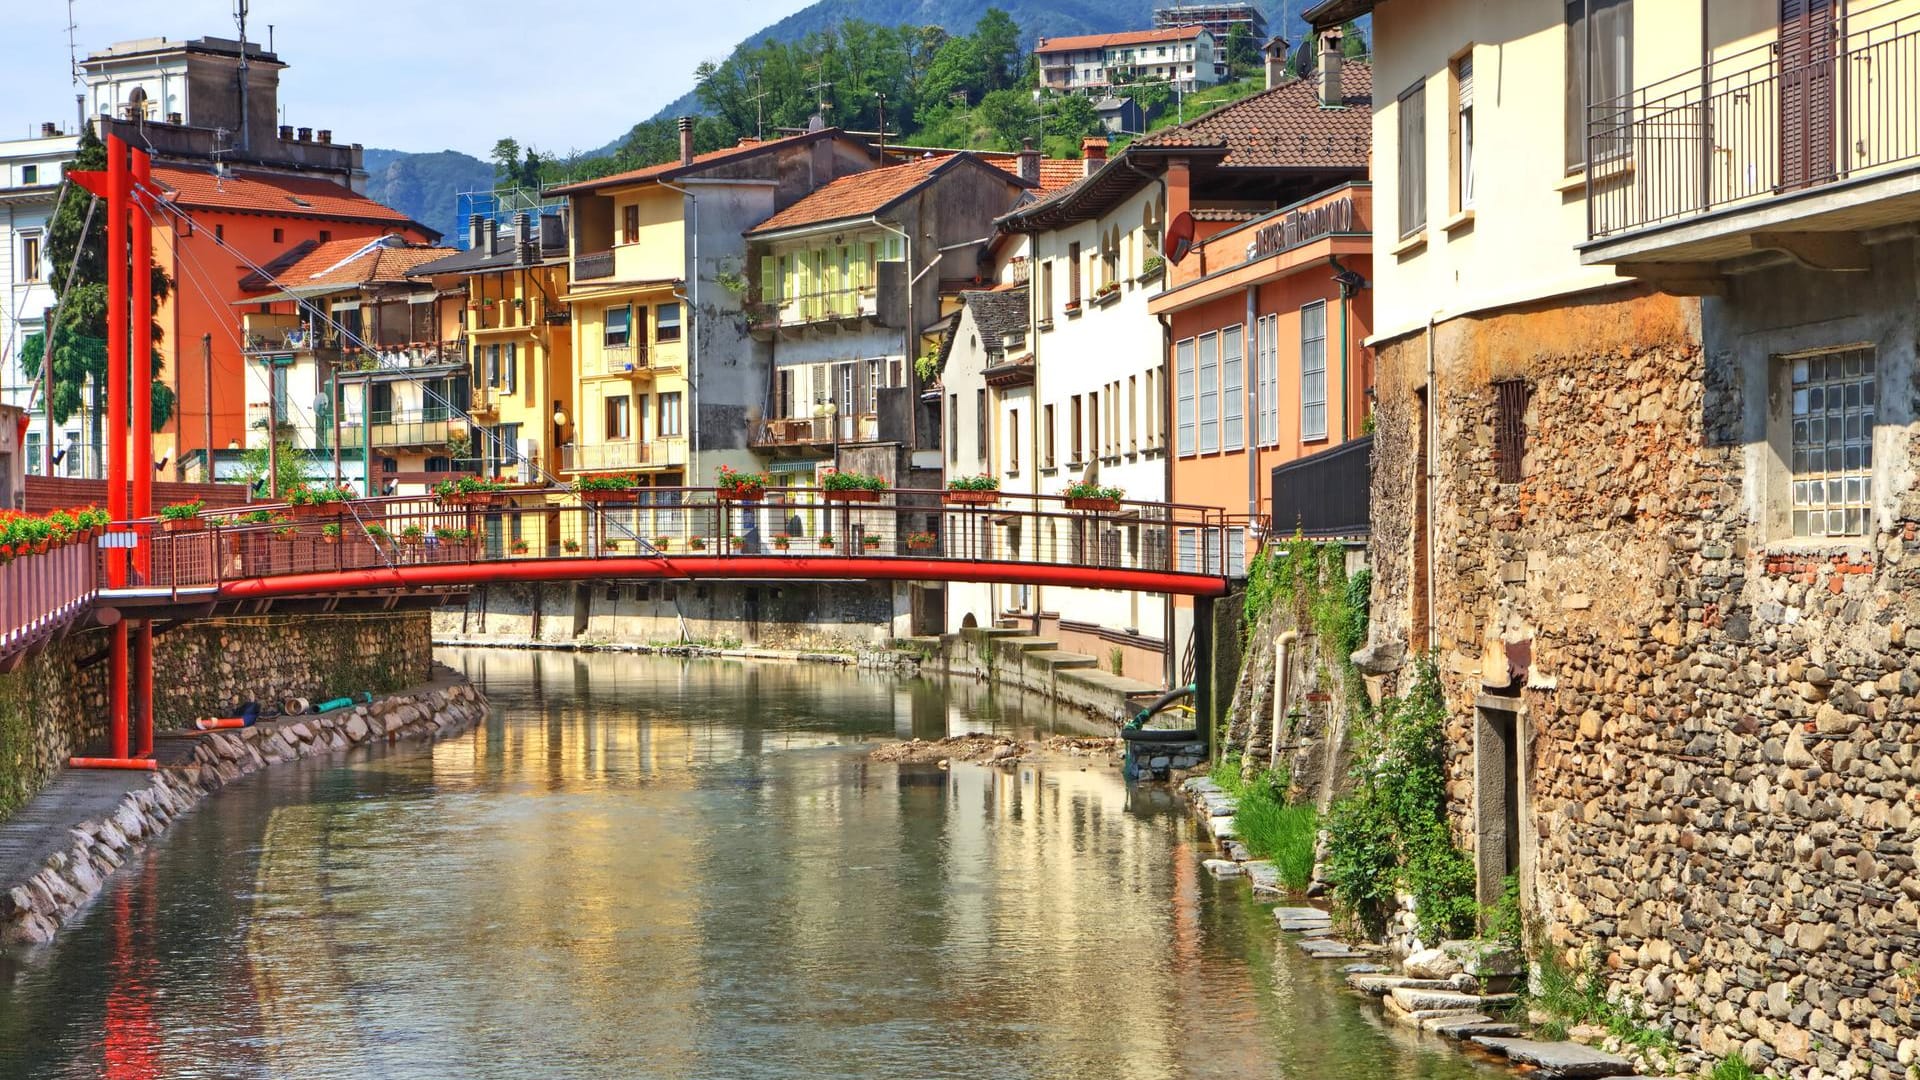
[1368,275,1920,1076]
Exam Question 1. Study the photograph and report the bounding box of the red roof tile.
[152,165,419,228]
[251,236,456,295]
[1035,26,1208,54]
[1132,63,1373,170]
[545,129,840,196]
[983,156,1084,194]
[748,155,1020,236]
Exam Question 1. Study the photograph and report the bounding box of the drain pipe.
[1330,255,1368,443]
[1426,313,1437,654]
[1271,630,1298,772]
[658,179,699,475]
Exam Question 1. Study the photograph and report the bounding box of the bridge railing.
[1,540,99,662]
[110,487,1230,590]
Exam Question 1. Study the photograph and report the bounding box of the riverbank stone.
[1470,1037,1635,1079]
[1202,859,1244,878]
[1297,937,1369,959]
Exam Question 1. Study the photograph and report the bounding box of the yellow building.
[411,214,574,482]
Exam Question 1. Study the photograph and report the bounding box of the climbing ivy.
[1323,656,1478,943]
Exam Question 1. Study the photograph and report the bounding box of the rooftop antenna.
[805,61,833,123]
[67,0,83,132]
[745,71,769,141]
[235,0,251,152]
[267,23,275,54]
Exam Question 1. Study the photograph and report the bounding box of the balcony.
[340,408,457,450]
[749,412,897,454]
[1582,2,1920,277]
[341,340,466,372]
[576,249,615,281]
[565,439,687,471]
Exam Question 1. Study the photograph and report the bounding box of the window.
[1176,338,1197,455]
[1788,347,1875,539]
[215,224,225,242]
[1256,314,1280,446]
[500,343,516,395]
[19,235,40,283]
[637,394,652,440]
[949,393,960,462]
[656,302,682,343]
[1494,379,1530,483]
[1398,82,1428,237]
[605,395,631,440]
[1089,391,1101,460]
[21,165,37,185]
[1067,242,1082,307]
[659,391,683,437]
[1222,324,1244,452]
[1226,526,1246,578]
[1566,0,1633,170]
[605,305,631,348]
[1301,301,1328,441]
[1453,54,1475,210]
[319,229,331,242]
[1043,403,1057,467]
[623,204,640,244]
[976,389,988,458]
[1177,528,1199,573]
[1128,375,1138,450]
[1070,394,1084,462]
[1198,332,1219,454]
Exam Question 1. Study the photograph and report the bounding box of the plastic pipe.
[313,692,371,714]
[194,717,247,731]
[69,757,158,771]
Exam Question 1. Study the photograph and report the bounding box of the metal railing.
[566,440,686,471]
[1588,0,1920,240]
[340,409,457,448]
[749,285,879,328]
[113,488,1230,592]
[1269,434,1371,539]
[0,540,98,664]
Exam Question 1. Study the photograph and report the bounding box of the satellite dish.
[1166,210,1196,264]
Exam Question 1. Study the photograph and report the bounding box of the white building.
[0,127,82,476]
[1035,26,1221,96]
[995,139,1174,683]
[936,285,1033,634]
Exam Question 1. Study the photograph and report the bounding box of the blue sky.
[0,0,813,157]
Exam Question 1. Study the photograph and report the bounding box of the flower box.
[287,502,340,520]
[941,490,998,506]
[161,516,205,534]
[907,539,935,552]
[825,489,881,503]
[715,485,765,502]
[579,489,630,504]
[1064,497,1121,512]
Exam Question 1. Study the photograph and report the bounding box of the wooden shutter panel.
[1779,0,1837,190]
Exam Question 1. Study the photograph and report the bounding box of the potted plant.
[271,516,298,541]
[906,531,937,551]
[1139,253,1165,282]
[605,539,623,552]
[435,476,509,508]
[773,535,791,551]
[1090,279,1122,306]
[510,538,530,555]
[821,470,886,503]
[574,472,638,504]
[365,524,390,543]
[688,536,708,551]
[943,475,1000,506]
[861,535,882,551]
[652,535,672,550]
[714,465,768,502]
[159,500,207,533]
[321,522,342,544]
[818,534,836,550]
[399,524,425,545]
[286,483,351,519]
[1062,481,1124,512]
[563,538,581,553]
[728,535,745,550]
[433,526,472,545]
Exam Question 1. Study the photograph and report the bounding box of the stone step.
[1391,987,1501,1013]
[1243,861,1283,895]
[1025,649,1099,671]
[1201,858,1244,878]
[1469,1037,1635,1079]
[1222,840,1251,862]
[1201,793,1237,817]
[1383,999,1484,1028]
[1296,937,1370,959]
[1431,1017,1523,1040]
[1339,962,1392,975]
[1208,816,1238,841]
[1347,974,1459,996]
[995,636,1060,653]
[1181,777,1222,797]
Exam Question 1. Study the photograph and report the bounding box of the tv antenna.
[745,71,770,141]
[66,0,82,131]
[805,61,833,119]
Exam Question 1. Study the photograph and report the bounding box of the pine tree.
[43,125,176,431]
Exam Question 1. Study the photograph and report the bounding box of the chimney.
[485,219,499,256]
[1081,137,1108,178]
[1320,29,1344,108]
[297,126,312,141]
[279,124,293,141]
[1017,138,1040,183]
[166,112,182,125]
[317,129,332,144]
[677,116,694,166]
[1265,36,1291,90]
[40,122,59,137]
[468,213,486,251]
[512,213,533,266]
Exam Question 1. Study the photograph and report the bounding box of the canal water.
[0,650,1508,1079]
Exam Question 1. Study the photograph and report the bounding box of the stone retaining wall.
[1,676,487,947]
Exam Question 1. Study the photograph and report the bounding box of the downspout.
[1244,283,1258,520]
[658,179,698,476]
[872,216,921,461]
[1126,152,1180,691]
[1426,313,1437,654]
[1329,254,1367,444]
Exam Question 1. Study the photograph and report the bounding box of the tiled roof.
[964,286,1030,353]
[245,235,456,296]
[545,129,844,196]
[1131,63,1373,170]
[1035,26,1207,54]
[152,165,420,228]
[748,154,1023,236]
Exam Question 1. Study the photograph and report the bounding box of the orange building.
[1150,182,1375,556]
[147,164,434,479]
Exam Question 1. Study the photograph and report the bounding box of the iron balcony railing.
[1587,0,1920,240]
[0,540,97,666]
[749,285,879,329]
[107,487,1231,590]
[567,440,686,471]
[1269,434,1371,539]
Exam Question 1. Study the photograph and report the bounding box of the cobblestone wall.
[0,612,432,824]
[1368,281,1920,1077]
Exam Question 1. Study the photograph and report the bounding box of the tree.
[1046,94,1102,143]
[918,36,987,112]
[976,89,1039,150]
[1225,24,1260,77]
[237,436,314,498]
[1342,21,1369,59]
[972,9,1022,93]
[43,125,175,432]
[490,138,522,187]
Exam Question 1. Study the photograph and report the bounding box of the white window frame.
[1785,345,1876,540]
[1456,55,1475,210]
[1198,331,1220,454]
[1256,314,1280,447]
[1175,338,1197,456]
[1221,323,1244,452]
[1301,301,1328,442]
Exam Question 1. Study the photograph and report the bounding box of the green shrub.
[1710,1055,1758,1080]
[1237,791,1318,892]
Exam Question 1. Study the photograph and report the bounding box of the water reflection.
[0,650,1505,1080]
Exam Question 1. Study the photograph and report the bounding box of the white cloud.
[0,0,813,156]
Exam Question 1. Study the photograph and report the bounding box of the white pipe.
[1271,629,1298,773]
[659,179,699,477]
[1426,313,1437,653]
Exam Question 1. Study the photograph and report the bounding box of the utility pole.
[875,92,887,158]
[201,333,212,481]
[806,62,834,124]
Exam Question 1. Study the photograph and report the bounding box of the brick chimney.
[469,214,486,251]
[1265,36,1291,90]
[1018,138,1040,183]
[297,126,312,142]
[1320,29,1344,108]
[677,117,695,166]
[39,122,59,137]
[1081,136,1108,178]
